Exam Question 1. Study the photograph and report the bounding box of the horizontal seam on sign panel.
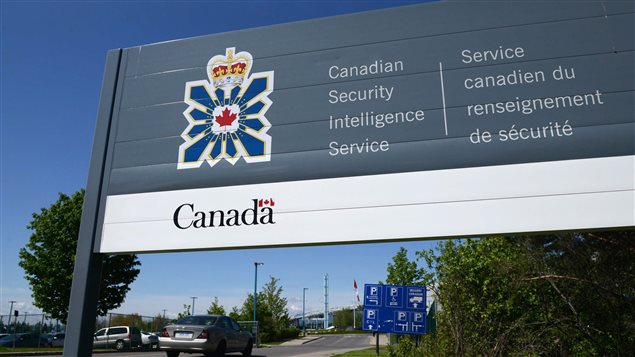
[103,189,634,225]
[123,50,635,111]
[120,49,635,112]
[112,123,635,166]
[124,12,627,79]
[126,45,634,82]
[111,121,635,170]
[111,90,635,147]
[117,87,635,132]
[121,85,634,119]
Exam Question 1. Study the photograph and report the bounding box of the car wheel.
[166,352,180,357]
[115,339,125,351]
[242,339,253,356]
[215,340,226,357]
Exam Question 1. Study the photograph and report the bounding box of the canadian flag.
[354,279,360,302]
[258,198,275,207]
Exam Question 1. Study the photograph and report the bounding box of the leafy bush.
[280,327,300,340]
[387,336,422,357]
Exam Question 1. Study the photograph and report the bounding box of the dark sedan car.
[47,332,65,347]
[0,333,41,348]
[159,315,253,357]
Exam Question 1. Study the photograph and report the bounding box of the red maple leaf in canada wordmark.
[215,107,237,127]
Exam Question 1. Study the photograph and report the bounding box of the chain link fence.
[0,313,63,334]
[237,320,259,347]
[95,312,170,333]
[0,313,260,349]
[0,313,63,348]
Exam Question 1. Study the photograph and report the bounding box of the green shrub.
[281,327,300,340]
[387,335,423,357]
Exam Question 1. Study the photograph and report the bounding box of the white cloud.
[0,287,42,316]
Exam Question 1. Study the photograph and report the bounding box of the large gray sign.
[109,2,633,195]
[65,2,633,354]
[93,0,633,254]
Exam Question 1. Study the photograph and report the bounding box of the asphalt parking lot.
[2,334,383,357]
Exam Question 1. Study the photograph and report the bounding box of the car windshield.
[175,315,217,326]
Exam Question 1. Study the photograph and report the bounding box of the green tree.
[206,297,226,315]
[520,231,635,355]
[234,292,275,341]
[176,304,191,320]
[386,247,422,285]
[110,313,144,328]
[419,238,541,356]
[228,306,241,321]
[261,276,290,331]
[386,231,635,356]
[332,308,362,329]
[231,275,296,342]
[151,313,169,331]
[387,335,422,357]
[18,190,141,323]
[233,293,268,322]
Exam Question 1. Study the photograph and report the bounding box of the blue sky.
[0,0,437,319]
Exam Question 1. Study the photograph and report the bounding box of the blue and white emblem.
[178,47,273,169]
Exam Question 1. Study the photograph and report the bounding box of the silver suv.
[93,326,142,351]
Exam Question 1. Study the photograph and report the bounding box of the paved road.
[254,334,377,357]
[25,334,379,357]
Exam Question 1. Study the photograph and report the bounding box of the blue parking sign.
[393,310,410,332]
[385,286,404,308]
[411,311,425,333]
[362,284,427,335]
[362,308,379,331]
[406,287,426,309]
[364,284,382,307]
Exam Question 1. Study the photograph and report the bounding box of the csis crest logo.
[178,47,274,169]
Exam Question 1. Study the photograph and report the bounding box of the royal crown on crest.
[179,46,273,170]
[207,47,252,89]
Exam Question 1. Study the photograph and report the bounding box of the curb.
[276,335,323,346]
[302,336,323,344]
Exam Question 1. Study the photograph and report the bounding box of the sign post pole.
[64,49,123,357]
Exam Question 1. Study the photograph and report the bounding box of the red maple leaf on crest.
[215,107,237,127]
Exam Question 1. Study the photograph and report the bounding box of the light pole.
[7,301,16,331]
[302,288,308,337]
[190,297,198,315]
[253,262,264,322]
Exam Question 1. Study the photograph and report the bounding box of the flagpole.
[353,305,356,329]
[353,279,357,330]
